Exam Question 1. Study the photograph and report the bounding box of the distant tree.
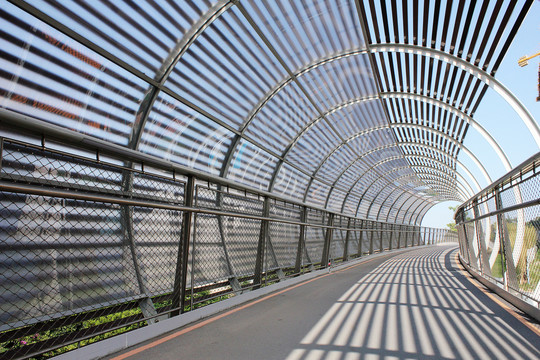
[447,206,458,232]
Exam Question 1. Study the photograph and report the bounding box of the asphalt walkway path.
[108,245,540,360]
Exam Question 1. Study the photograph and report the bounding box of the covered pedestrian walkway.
[1,1,539,359]
[106,245,540,360]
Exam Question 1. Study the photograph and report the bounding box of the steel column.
[294,206,307,274]
[171,175,195,316]
[254,197,270,288]
[495,187,518,290]
[321,213,334,267]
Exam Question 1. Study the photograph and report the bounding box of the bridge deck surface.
[108,245,540,360]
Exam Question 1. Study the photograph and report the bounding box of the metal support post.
[368,221,375,254]
[321,213,334,267]
[379,223,384,252]
[495,187,518,290]
[343,218,351,261]
[171,175,195,316]
[295,206,306,274]
[267,232,285,280]
[397,225,402,249]
[121,205,158,323]
[388,224,394,250]
[404,226,409,247]
[462,216,478,265]
[120,170,158,323]
[254,197,270,288]
[357,219,363,256]
[473,200,491,275]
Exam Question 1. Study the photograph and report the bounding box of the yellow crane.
[518,51,540,101]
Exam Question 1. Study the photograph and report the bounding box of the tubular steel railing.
[0,137,453,359]
[455,151,540,314]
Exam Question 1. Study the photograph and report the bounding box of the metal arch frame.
[388,189,455,226]
[310,142,430,208]
[10,0,532,233]
[338,153,480,214]
[366,175,461,223]
[402,196,428,226]
[317,138,488,218]
[237,49,369,135]
[310,118,484,190]
[377,186,457,227]
[334,155,402,211]
[128,0,233,152]
[324,121,486,210]
[408,195,440,226]
[220,3,373,192]
[355,165,464,217]
[387,192,419,224]
[267,95,379,192]
[381,92,513,171]
[364,169,467,222]
[370,43,540,147]
[357,177,436,221]
[413,201,437,227]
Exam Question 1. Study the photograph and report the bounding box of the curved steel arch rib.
[370,43,540,147]
[381,92,513,171]
[362,169,468,222]
[324,121,487,202]
[338,153,480,215]
[364,173,463,223]
[312,124,488,214]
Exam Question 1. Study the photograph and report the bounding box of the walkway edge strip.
[52,247,422,360]
[457,253,540,335]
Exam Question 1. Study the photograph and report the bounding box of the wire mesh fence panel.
[330,216,346,262]
[501,208,540,300]
[132,206,182,297]
[371,226,381,253]
[1,141,123,193]
[304,209,326,266]
[223,216,262,278]
[348,226,360,258]
[455,153,540,309]
[269,202,302,271]
[0,138,455,358]
[191,214,234,286]
[381,224,390,250]
[361,224,372,255]
[268,222,300,271]
[0,193,147,359]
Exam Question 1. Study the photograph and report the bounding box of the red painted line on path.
[111,256,382,359]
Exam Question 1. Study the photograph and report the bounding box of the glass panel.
[305,179,331,208]
[326,99,387,140]
[227,139,279,190]
[272,163,311,201]
[327,188,347,212]
[317,145,356,183]
[139,92,233,175]
[165,6,287,130]
[342,193,361,216]
[338,161,370,191]
[286,120,341,173]
[242,0,365,72]
[26,0,218,78]
[0,3,146,145]
[297,54,378,113]
[244,82,318,154]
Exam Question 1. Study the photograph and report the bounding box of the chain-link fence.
[455,152,540,310]
[0,138,449,359]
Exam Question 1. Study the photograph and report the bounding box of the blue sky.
[422,2,540,229]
